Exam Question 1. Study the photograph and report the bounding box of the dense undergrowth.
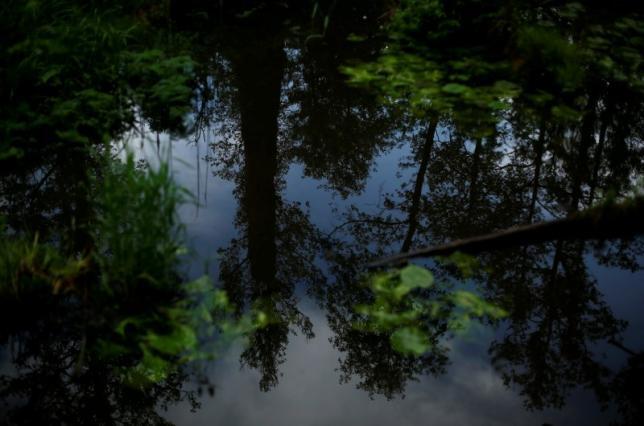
[0,0,265,388]
[1,153,267,386]
[0,0,193,160]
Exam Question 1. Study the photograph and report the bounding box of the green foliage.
[390,326,431,357]
[125,49,194,132]
[439,251,480,278]
[94,153,188,296]
[0,0,194,158]
[0,0,212,391]
[0,230,89,298]
[448,290,508,331]
[93,155,270,384]
[342,0,518,134]
[343,0,644,134]
[355,263,507,356]
[1,154,268,386]
[103,276,269,386]
[515,26,584,92]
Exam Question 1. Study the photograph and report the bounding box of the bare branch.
[368,197,644,269]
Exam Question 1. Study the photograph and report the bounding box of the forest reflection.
[1,1,643,425]
[185,2,643,419]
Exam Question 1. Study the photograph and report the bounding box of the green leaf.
[390,327,430,356]
[399,265,433,289]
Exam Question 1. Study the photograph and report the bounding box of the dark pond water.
[125,24,643,426]
[2,4,644,426]
[148,133,644,426]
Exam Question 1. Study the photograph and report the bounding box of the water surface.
[2,6,644,425]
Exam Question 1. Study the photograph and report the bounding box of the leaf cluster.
[0,0,194,158]
[355,263,507,356]
[343,0,644,135]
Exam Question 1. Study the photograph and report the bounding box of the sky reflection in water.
[3,8,644,423]
[126,129,644,425]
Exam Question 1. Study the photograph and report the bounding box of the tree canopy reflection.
[1,1,643,425]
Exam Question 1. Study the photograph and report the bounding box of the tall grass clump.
[95,154,189,299]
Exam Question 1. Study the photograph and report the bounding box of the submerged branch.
[368,196,644,269]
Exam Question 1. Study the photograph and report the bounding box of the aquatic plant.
[355,262,507,356]
[0,153,267,386]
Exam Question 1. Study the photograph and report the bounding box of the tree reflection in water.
[1,1,643,425]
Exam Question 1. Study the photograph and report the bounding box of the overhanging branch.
[368,196,644,269]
